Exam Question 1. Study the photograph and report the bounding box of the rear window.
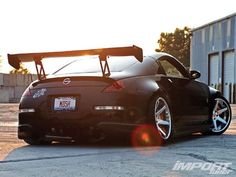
[53,56,138,76]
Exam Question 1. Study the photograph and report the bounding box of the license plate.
[54,97,76,111]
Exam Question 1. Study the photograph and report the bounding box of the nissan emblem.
[63,78,71,85]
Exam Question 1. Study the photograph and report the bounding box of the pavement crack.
[0,152,116,164]
[0,147,158,164]
[179,153,214,163]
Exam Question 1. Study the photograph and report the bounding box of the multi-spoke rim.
[211,98,231,133]
[154,97,172,139]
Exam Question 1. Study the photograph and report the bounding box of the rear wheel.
[149,95,174,142]
[207,96,232,135]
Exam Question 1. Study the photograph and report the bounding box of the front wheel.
[207,96,232,135]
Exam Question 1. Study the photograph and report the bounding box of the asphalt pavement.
[0,104,235,177]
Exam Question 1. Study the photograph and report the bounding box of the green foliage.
[156,26,191,67]
[10,64,30,74]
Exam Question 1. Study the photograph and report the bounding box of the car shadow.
[2,132,236,163]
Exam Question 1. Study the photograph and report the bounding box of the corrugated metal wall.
[191,15,236,103]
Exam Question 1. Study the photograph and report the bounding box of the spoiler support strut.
[35,59,46,80]
[99,55,111,77]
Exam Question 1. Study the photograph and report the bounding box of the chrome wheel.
[211,98,231,133]
[154,97,172,140]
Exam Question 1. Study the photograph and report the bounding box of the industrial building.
[191,13,236,103]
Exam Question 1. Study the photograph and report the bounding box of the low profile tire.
[206,96,232,135]
[149,94,174,143]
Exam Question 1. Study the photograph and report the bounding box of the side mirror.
[190,70,201,80]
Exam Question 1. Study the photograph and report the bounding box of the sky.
[0,0,235,73]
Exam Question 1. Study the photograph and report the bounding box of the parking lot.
[0,104,235,177]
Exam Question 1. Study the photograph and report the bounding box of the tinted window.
[53,56,138,75]
[157,57,188,78]
[127,57,158,75]
[53,56,157,76]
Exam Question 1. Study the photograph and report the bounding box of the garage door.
[223,51,235,103]
[209,54,219,89]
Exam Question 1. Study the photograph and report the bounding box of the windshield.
[53,56,138,76]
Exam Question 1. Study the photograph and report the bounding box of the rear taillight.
[103,81,125,92]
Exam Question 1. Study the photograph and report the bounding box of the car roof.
[146,52,175,61]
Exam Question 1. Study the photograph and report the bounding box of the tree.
[10,64,30,74]
[156,26,191,67]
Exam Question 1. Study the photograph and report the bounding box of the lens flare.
[141,132,150,143]
[131,124,163,156]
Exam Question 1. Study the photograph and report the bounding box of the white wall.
[0,73,37,103]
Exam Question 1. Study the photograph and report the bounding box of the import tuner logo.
[172,161,232,175]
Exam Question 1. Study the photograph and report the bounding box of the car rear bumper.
[18,107,145,141]
[18,124,33,139]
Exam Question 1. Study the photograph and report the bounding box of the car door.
[156,56,210,130]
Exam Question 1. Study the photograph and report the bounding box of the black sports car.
[8,45,232,145]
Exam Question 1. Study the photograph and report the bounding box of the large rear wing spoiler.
[8,45,143,80]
